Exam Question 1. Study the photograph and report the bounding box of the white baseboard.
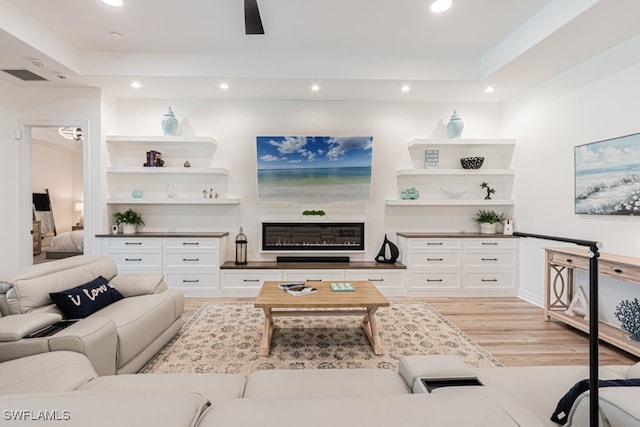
[518,289,543,308]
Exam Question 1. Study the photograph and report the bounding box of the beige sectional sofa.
[0,255,184,375]
[1,351,638,426]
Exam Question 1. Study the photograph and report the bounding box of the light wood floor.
[183,297,639,367]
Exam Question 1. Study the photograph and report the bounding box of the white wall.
[0,79,20,274]
[505,35,640,325]
[111,100,503,260]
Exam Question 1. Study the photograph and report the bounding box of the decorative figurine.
[480,182,496,200]
[154,153,165,167]
[203,189,208,199]
[184,160,191,168]
[400,187,420,200]
[375,234,399,264]
[209,188,213,199]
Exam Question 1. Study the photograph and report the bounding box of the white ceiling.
[1,0,639,102]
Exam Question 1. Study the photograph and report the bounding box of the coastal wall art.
[256,136,373,202]
[575,132,640,215]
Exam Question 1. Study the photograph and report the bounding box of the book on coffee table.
[278,282,305,290]
[286,285,317,296]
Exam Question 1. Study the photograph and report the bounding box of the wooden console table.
[545,247,640,357]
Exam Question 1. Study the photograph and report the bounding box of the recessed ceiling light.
[430,0,452,13]
[130,81,141,89]
[30,58,46,68]
[484,85,495,93]
[401,85,411,93]
[109,31,123,40]
[311,84,320,92]
[219,82,229,90]
[102,0,123,6]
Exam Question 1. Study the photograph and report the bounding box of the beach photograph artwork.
[575,132,640,215]
[257,136,373,202]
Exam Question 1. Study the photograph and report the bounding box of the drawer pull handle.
[427,242,443,246]
[614,268,623,274]
[182,279,200,283]
[125,242,142,245]
[566,259,573,263]
[482,242,498,245]
[183,258,200,262]
[427,258,443,261]
[125,258,142,262]
[368,278,384,282]
[482,258,498,261]
[307,279,322,281]
[427,279,443,282]
[481,279,498,282]
[182,242,199,245]
[243,279,260,282]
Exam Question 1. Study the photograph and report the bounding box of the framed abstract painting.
[575,132,640,215]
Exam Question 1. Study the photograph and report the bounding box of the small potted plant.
[114,208,144,234]
[301,210,326,221]
[472,209,505,234]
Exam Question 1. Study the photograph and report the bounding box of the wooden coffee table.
[254,281,390,356]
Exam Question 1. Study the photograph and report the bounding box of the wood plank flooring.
[183,297,638,367]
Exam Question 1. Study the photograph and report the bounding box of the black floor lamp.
[513,231,601,427]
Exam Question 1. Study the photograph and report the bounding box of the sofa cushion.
[0,390,210,427]
[80,373,246,401]
[49,276,124,319]
[5,256,117,314]
[244,368,409,399]
[0,351,97,395]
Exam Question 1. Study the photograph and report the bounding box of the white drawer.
[408,271,460,290]
[463,251,516,268]
[164,251,218,268]
[408,238,462,250]
[463,272,515,289]
[408,251,461,268]
[165,273,218,289]
[108,251,162,269]
[463,239,517,250]
[345,270,405,289]
[103,238,162,250]
[283,270,345,282]
[164,238,219,250]
[222,270,283,289]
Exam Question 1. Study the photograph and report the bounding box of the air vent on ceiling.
[1,69,48,81]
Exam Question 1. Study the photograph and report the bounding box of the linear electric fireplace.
[262,222,365,252]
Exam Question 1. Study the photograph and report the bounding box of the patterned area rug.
[142,302,502,375]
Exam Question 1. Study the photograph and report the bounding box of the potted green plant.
[472,209,505,234]
[302,210,326,220]
[114,208,144,234]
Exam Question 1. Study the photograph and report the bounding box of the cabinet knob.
[566,258,573,263]
[614,268,623,274]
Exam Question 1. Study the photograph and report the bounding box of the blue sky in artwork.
[575,132,640,172]
[257,136,373,169]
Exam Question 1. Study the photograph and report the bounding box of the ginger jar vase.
[161,106,179,136]
[446,110,464,139]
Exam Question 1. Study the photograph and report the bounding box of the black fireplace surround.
[262,222,365,252]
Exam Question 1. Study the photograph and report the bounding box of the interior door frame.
[18,119,91,266]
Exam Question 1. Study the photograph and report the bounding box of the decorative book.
[330,282,355,292]
[286,285,317,296]
[424,149,439,169]
[278,282,305,290]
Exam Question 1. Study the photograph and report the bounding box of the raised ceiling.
[1,0,639,102]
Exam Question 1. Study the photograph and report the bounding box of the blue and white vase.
[446,110,464,139]
[160,106,179,136]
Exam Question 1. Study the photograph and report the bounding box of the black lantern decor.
[235,227,247,265]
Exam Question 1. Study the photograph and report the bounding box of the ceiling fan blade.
[244,0,264,35]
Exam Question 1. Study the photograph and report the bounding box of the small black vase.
[375,234,399,264]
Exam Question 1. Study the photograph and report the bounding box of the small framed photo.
[424,149,439,169]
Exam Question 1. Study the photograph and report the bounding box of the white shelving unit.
[387,138,516,208]
[105,135,238,206]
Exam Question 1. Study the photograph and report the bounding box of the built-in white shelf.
[106,167,229,175]
[385,199,515,206]
[408,138,516,149]
[106,198,240,205]
[396,168,515,176]
[105,135,217,145]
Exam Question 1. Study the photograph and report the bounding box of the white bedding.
[50,230,84,252]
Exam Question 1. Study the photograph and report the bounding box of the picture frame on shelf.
[424,149,439,169]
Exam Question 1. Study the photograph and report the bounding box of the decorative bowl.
[440,187,467,199]
[460,157,484,169]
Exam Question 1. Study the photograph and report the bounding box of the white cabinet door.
[221,270,283,297]
[283,270,345,282]
[345,270,406,297]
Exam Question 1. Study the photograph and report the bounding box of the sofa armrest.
[0,313,62,342]
[110,274,167,297]
[568,388,640,426]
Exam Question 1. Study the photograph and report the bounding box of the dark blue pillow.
[551,378,640,425]
[49,276,124,319]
